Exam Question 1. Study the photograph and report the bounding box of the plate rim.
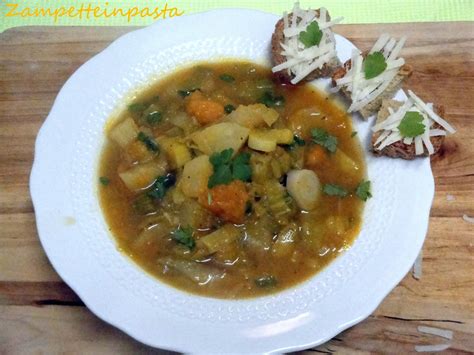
[30,8,434,353]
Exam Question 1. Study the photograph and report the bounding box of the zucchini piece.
[198,224,241,254]
[272,222,298,258]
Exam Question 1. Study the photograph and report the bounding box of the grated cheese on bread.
[331,34,412,119]
[372,100,445,160]
[271,3,342,84]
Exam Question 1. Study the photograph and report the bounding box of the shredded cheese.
[272,2,342,84]
[415,344,451,352]
[372,91,456,156]
[415,326,453,353]
[417,326,453,340]
[412,250,422,280]
[463,214,474,224]
[333,33,406,114]
[446,194,455,201]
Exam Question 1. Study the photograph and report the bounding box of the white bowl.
[30,9,434,353]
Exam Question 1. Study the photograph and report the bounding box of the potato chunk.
[109,117,139,148]
[248,129,293,152]
[179,155,213,198]
[191,122,249,155]
[119,160,168,191]
[159,137,192,169]
[226,104,279,128]
[286,169,321,210]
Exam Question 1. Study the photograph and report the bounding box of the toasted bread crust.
[372,99,445,160]
[271,10,339,84]
[331,56,413,119]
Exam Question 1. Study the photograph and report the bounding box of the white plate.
[30,9,434,354]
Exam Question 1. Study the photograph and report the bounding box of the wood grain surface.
[0,22,473,354]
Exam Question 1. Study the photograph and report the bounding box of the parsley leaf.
[99,176,110,186]
[219,74,235,83]
[208,164,233,188]
[147,173,176,200]
[137,132,159,152]
[299,21,323,48]
[224,104,236,113]
[210,148,233,166]
[351,131,358,138]
[208,149,252,188]
[259,91,285,108]
[128,103,148,113]
[171,226,195,250]
[363,52,387,79]
[232,152,252,181]
[323,184,348,197]
[146,111,162,126]
[311,128,338,153]
[355,180,372,201]
[398,111,426,138]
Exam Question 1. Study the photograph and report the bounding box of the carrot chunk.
[306,145,328,168]
[186,92,225,125]
[199,180,249,224]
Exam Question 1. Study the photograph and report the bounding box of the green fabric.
[1,0,473,33]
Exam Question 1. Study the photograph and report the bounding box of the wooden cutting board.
[0,22,473,353]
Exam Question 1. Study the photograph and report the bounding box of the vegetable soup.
[98,60,369,298]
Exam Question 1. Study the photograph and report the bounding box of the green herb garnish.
[219,74,235,83]
[311,128,338,153]
[99,176,110,186]
[255,275,277,288]
[398,111,426,138]
[363,52,387,79]
[351,131,358,138]
[259,91,285,108]
[177,88,200,98]
[128,103,148,113]
[147,173,176,200]
[208,164,233,188]
[355,180,372,201]
[208,148,252,188]
[171,226,195,250]
[231,152,252,182]
[137,131,159,153]
[323,184,348,198]
[146,111,162,126]
[224,104,236,113]
[299,21,323,48]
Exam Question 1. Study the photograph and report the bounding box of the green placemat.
[1,0,473,33]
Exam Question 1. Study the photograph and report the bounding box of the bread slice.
[271,9,339,84]
[372,99,445,159]
[331,57,413,119]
